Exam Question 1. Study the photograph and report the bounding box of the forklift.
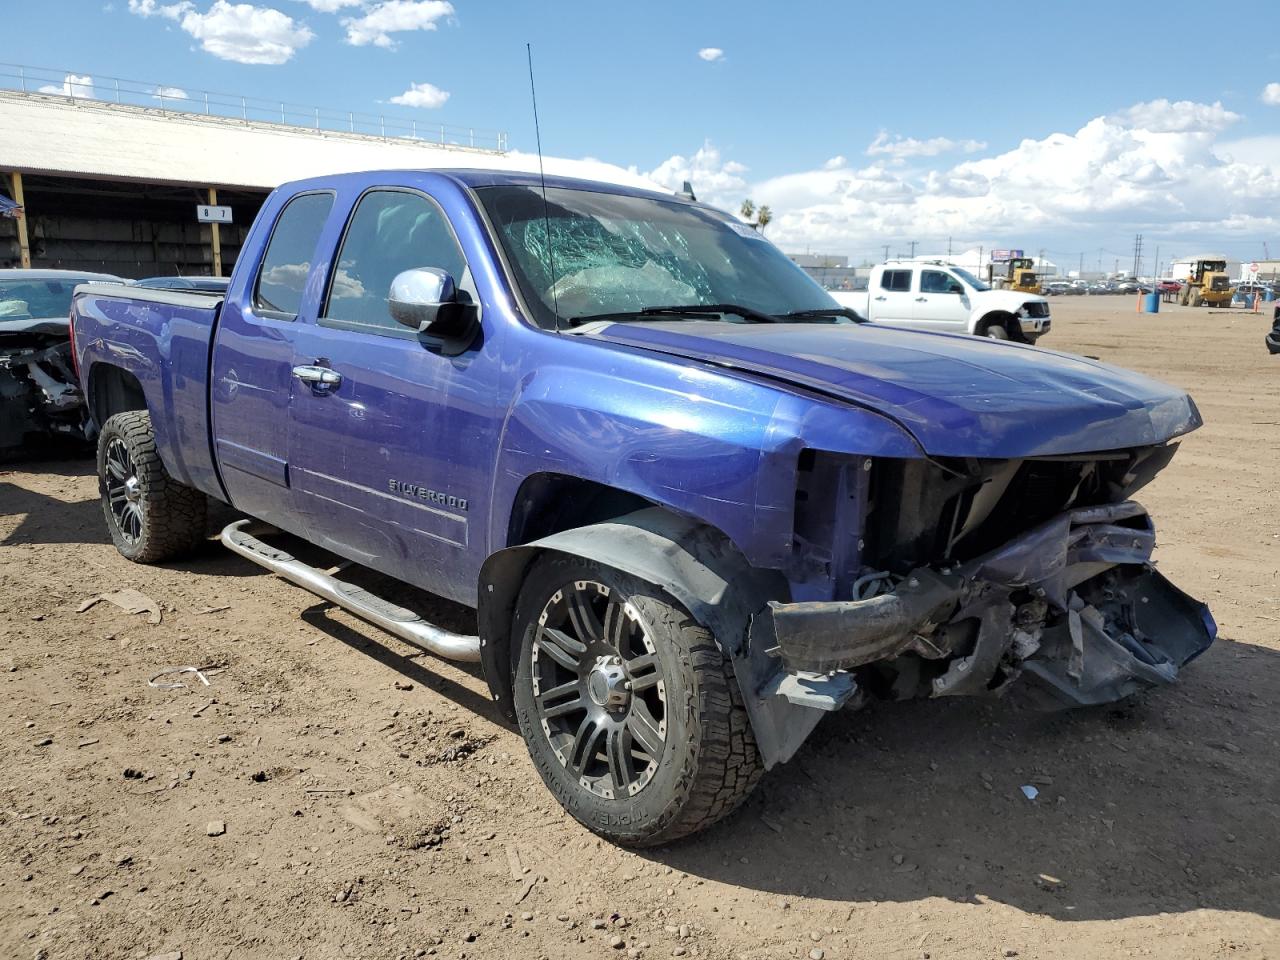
[1178,258,1232,307]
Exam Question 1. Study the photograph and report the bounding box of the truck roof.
[275,168,698,207]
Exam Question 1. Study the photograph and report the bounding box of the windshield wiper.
[568,303,780,327]
[777,307,865,323]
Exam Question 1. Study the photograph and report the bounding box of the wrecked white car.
[0,269,120,456]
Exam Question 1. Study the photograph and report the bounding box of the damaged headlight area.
[0,330,87,456]
[765,452,1215,710]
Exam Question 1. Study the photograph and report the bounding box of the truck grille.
[1022,301,1050,318]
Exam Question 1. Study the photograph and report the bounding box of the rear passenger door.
[870,268,915,325]
[210,190,335,534]
[286,186,496,604]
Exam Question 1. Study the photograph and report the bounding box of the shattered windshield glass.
[0,280,85,321]
[475,185,839,327]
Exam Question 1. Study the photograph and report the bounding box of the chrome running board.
[220,519,481,663]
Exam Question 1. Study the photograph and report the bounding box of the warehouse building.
[0,73,655,279]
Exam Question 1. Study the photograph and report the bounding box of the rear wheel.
[512,554,762,846]
[98,410,207,562]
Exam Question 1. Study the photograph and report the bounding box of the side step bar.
[220,519,481,663]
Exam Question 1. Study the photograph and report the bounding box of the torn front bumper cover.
[756,501,1216,709]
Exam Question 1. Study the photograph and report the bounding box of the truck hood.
[583,321,1200,459]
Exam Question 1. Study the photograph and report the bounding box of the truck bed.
[72,283,226,500]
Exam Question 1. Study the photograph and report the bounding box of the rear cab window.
[253,192,335,320]
[880,269,912,292]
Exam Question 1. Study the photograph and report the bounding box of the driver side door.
[912,269,970,333]
[287,186,498,604]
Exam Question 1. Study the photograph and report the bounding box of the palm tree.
[755,205,772,233]
[739,199,773,233]
[740,199,755,223]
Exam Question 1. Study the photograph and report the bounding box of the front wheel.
[98,410,208,562]
[512,555,762,846]
[981,321,1010,340]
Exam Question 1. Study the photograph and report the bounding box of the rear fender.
[477,507,824,767]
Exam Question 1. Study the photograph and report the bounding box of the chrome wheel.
[531,579,668,800]
[104,437,142,544]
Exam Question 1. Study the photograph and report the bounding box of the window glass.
[880,269,911,292]
[254,192,334,318]
[0,279,92,319]
[474,185,835,327]
[921,270,958,294]
[322,190,467,333]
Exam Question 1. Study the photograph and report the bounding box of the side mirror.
[948,283,966,295]
[388,268,478,345]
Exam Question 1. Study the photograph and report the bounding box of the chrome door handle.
[874,295,887,301]
[915,296,928,301]
[292,364,342,387]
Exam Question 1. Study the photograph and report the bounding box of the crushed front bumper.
[755,501,1215,709]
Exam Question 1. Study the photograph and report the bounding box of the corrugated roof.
[0,91,661,193]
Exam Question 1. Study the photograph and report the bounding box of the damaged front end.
[760,449,1215,713]
[0,327,87,456]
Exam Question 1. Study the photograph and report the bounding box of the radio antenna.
[526,43,561,332]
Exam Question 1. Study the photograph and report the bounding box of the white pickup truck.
[831,261,1052,342]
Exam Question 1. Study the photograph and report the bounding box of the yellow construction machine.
[1178,258,1232,307]
[987,256,1039,293]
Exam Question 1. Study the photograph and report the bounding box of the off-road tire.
[98,410,208,563]
[512,554,763,846]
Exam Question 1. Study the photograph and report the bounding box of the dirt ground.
[2,297,1278,960]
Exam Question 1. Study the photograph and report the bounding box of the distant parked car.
[1157,280,1182,294]
[134,275,230,292]
[0,268,123,455]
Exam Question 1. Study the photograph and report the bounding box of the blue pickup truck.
[70,169,1215,845]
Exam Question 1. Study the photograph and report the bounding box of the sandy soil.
[2,296,1278,960]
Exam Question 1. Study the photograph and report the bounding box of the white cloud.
[866,132,987,161]
[697,47,724,62]
[293,0,360,9]
[644,98,1280,257]
[388,81,449,108]
[1262,82,1280,106]
[37,74,94,99]
[342,0,453,48]
[177,1,315,64]
[153,85,189,99]
[127,0,191,18]
[643,141,749,206]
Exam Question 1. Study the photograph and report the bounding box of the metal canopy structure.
[0,83,659,276]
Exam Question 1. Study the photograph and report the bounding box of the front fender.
[477,508,827,767]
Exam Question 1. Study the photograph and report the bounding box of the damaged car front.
[0,270,121,456]
[761,449,1215,714]
[586,317,1216,747]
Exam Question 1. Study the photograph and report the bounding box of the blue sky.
[12,0,1280,269]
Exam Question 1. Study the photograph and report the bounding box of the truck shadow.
[645,638,1280,923]
[297,599,504,724]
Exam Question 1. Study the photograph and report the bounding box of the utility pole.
[882,244,890,262]
[909,240,918,258]
[947,235,953,257]
[1132,233,1143,278]
[1079,252,1084,279]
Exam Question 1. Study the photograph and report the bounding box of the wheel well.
[976,310,1015,333]
[88,365,146,428]
[506,473,652,547]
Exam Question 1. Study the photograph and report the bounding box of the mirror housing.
[388,268,477,342]
[948,283,966,295]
